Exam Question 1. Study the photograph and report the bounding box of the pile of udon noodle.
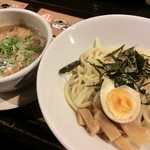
[63,39,150,150]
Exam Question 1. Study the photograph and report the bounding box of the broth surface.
[0,25,47,77]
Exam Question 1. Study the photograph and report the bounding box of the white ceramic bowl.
[0,8,52,92]
[37,15,150,150]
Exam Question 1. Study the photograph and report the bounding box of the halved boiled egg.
[100,77,141,123]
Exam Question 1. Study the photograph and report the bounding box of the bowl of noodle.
[37,15,150,150]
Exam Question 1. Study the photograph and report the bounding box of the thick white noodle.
[64,39,102,111]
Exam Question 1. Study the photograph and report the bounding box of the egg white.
[100,77,141,123]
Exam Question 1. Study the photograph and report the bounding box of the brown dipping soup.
[0,24,47,77]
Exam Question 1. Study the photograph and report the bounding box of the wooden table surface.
[0,0,150,149]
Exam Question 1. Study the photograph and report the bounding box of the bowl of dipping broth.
[0,8,52,92]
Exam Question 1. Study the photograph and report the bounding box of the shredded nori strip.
[88,45,150,105]
[59,60,80,74]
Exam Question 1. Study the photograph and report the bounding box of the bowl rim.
[0,8,52,83]
[37,14,150,150]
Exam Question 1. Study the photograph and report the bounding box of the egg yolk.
[107,88,137,120]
